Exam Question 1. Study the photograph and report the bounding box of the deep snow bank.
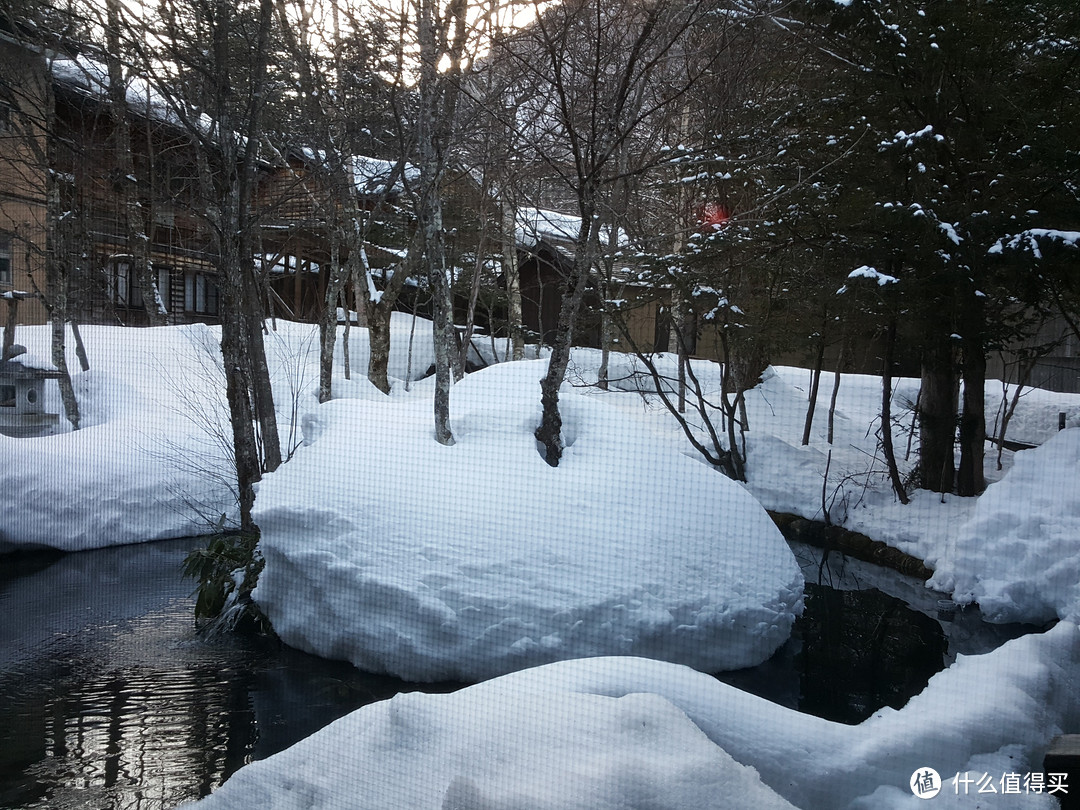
[190,681,797,810]
[0,325,236,551]
[930,428,1080,624]
[192,623,1079,810]
[0,318,436,552]
[252,360,803,681]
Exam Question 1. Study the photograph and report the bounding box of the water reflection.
[0,538,459,810]
[795,582,946,724]
[716,541,1035,725]
[0,537,1037,808]
[3,659,255,809]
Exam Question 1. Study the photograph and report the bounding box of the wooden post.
[1044,734,1079,809]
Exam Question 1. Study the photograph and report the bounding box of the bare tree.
[137,0,283,530]
[102,0,168,326]
[484,0,747,465]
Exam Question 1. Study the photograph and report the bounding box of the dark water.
[0,537,1035,809]
[0,538,460,810]
[716,542,1035,724]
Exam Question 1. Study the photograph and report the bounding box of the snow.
[847,264,900,286]
[2,345,53,371]
[351,154,420,195]
[190,622,1080,810]
[7,324,1080,627]
[991,228,1080,258]
[0,317,436,552]
[51,54,214,134]
[930,428,1080,624]
[516,206,626,248]
[562,353,1080,625]
[252,359,803,681]
[188,668,798,810]
[7,320,1080,808]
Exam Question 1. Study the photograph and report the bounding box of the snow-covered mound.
[0,317,438,552]
[192,622,1080,810]
[252,360,803,681]
[190,684,796,810]
[0,325,235,551]
[930,428,1080,624]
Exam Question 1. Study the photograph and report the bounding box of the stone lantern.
[0,346,62,437]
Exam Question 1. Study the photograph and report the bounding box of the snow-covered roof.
[516,206,628,250]
[292,148,419,197]
[0,355,61,376]
[351,155,420,195]
[50,53,212,134]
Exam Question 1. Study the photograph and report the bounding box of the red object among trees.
[701,202,730,230]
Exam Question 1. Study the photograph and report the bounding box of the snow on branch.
[836,265,899,294]
[988,229,1080,259]
[878,124,944,150]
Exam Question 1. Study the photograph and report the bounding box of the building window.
[0,101,10,133]
[0,236,12,285]
[107,262,170,312]
[107,261,133,306]
[184,271,219,315]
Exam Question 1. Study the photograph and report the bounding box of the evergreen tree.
[694,0,1080,495]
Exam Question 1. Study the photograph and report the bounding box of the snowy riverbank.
[4,321,1080,623]
[6,322,1080,809]
[0,318,432,551]
[190,622,1080,810]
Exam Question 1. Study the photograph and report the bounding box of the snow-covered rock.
[192,622,1080,810]
[252,360,804,681]
[930,428,1080,624]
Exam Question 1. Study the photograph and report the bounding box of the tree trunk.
[458,167,492,373]
[535,198,597,466]
[597,276,611,391]
[957,334,986,496]
[3,294,20,361]
[415,0,467,445]
[245,298,280,473]
[44,126,79,429]
[827,337,848,446]
[104,0,167,326]
[318,238,348,403]
[366,301,393,394]
[342,288,351,380]
[670,288,687,413]
[430,268,456,445]
[802,320,827,446]
[597,148,629,392]
[918,332,958,493]
[502,202,524,361]
[51,315,79,430]
[881,320,910,504]
[70,320,90,371]
[220,286,261,533]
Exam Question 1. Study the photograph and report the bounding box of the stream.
[0,536,1036,809]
